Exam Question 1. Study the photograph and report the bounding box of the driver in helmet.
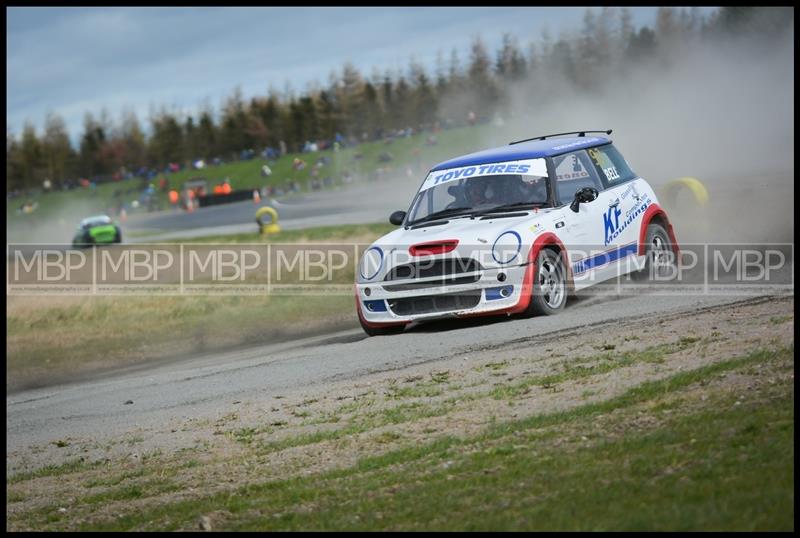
[465,176,507,206]
[521,175,548,203]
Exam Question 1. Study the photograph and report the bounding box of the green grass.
[82,479,181,505]
[84,468,148,489]
[7,458,101,485]
[57,345,792,531]
[488,338,704,400]
[385,382,444,399]
[7,293,357,390]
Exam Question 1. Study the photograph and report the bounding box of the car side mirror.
[570,187,599,213]
[389,210,406,225]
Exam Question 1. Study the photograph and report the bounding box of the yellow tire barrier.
[660,177,709,209]
[255,206,281,235]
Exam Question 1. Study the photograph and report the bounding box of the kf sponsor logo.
[603,205,622,245]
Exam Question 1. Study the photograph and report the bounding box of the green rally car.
[72,215,122,247]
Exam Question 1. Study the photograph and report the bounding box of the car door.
[550,149,623,290]
[586,144,648,275]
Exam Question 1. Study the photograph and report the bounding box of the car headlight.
[360,246,384,280]
[492,231,521,264]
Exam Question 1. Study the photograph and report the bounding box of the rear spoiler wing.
[509,129,612,145]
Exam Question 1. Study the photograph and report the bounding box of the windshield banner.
[420,158,548,192]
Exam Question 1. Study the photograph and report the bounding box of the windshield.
[81,216,111,228]
[407,159,550,224]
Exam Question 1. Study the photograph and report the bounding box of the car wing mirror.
[389,210,406,225]
[570,187,599,213]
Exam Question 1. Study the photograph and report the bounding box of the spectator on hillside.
[261,164,272,177]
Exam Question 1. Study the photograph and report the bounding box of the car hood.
[361,208,561,280]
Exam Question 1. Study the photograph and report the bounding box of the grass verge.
[7,221,395,391]
[10,345,791,531]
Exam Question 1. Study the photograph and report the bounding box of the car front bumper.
[356,262,530,324]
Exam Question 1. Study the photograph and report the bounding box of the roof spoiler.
[509,129,612,145]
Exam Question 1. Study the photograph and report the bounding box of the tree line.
[6,7,791,193]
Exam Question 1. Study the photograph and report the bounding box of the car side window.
[587,144,636,187]
[552,150,603,205]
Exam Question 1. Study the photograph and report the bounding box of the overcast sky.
[7,7,718,145]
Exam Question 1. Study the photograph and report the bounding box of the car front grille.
[382,274,481,292]
[384,258,482,281]
[387,289,482,316]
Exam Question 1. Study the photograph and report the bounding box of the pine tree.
[42,112,73,188]
[20,122,44,189]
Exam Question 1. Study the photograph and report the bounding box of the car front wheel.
[524,247,567,316]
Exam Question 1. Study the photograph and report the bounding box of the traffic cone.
[253,189,261,204]
[119,208,127,222]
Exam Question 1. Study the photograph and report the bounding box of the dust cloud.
[493,29,794,244]
[7,197,106,245]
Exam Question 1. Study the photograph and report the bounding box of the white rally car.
[355,130,679,336]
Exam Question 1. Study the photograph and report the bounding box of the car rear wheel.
[524,248,567,316]
[635,223,677,281]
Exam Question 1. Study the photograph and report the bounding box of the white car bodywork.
[355,137,675,329]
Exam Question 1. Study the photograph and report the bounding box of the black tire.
[75,233,94,249]
[358,314,406,337]
[635,223,677,281]
[524,248,567,316]
[114,228,122,243]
